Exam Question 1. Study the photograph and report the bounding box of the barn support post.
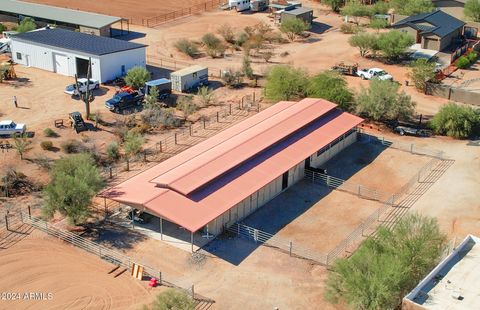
[190,232,194,253]
[159,217,163,240]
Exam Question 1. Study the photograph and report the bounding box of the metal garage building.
[104,98,363,250]
[10,28,146,83]
[0,0,128,37]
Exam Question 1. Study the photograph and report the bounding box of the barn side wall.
[205,129,358,235]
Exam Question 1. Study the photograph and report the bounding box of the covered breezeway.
[108,205,213,252]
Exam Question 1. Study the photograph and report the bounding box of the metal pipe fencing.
[142,0,224,28]
[18,212,212,302]
[358,132,445,159]
[227,223,329,265]
[304,169,394,204]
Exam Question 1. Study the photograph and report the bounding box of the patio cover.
[104,98,363,232]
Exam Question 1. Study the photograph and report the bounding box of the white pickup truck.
[64,78,99,96]
[356,68,393,81]
[0,120,26,136]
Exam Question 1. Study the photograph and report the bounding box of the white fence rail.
[18,213,212,303]
[304,169,395,204]
[227,223,329,265]
[358,132,445,159]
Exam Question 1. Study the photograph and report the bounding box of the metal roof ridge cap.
[149,99,330,187]
[145,100,298,184]
[163,99,337,193]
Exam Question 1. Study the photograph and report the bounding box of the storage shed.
[104,98,363,251]
[281,7,314,25]
[10,28,146,83]
[170,65,208,92]
[0,0,128,37]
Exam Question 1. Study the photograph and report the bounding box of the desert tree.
[306,71,354,111]
[176,96,197,120]
[465,0,480,21]
[326,213,446,310]
[15,17,36,33]
[12,133,32,160]
[408,59,437,92]
[125,66,150,90]
[377,30,415,61]
[265,65,309,101]
[390,0,434,15]
[356,79,415,121]
[42,153,103,225]
[349,32,378,57]
[242,55,254,79]
[280,18,309,41]
[430,103,480,139]
[196,86,216,107]
[323,0,345,12]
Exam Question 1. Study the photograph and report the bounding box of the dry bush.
[60,139,86,154]
[40,141,53,150]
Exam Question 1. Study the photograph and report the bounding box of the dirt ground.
[241,180,383,254]
[24,0,210,20]
[323,141,433,194]
[0,224,157,310]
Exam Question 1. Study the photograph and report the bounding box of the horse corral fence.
[227,134,446,266]
[147,56,223,78]
[128,0,224,27]
[13,212,213,303]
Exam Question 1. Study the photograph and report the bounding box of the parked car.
[356,68,393,81]
[0,120,26,136]
[394,126,431,137]
[105,91,144,113]
[64,78,99,96]
[69,112,87,133]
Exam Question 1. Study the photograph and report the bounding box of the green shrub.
[15,17,36,33]
[280,18,309,41]
[430,103,480,139]
[467,51,478,63]
[455,56,470,69]
[369,19,388,31]
[0,23,6,33]
[106,142,120,161]
[340,23,362,34]
[40,141,53,150]
[265,65,309,101]
[202,33,221,49]
[218,24,235,44]
[222,69,244,88]
[147,289,196,310]
[125,66,150,89]
[60,139,85,154]
[43,128,58,137]
[174,39,199,57]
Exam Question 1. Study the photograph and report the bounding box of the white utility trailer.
[228,0,251,12]
[170,65,208,92]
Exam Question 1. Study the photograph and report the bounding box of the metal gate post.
[28,205,31,219]
[4,215,8,231]
[357,185,361,197]
[158,272,162,285]
[410,144,414,153]
[289,241,293,256]
[216,112,219,122]
[174,133,178,144]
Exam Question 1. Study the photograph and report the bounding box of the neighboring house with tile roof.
[392,10,466,51]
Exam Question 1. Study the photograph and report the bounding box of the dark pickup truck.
[105,91,144,113]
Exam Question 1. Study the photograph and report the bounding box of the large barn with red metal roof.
[104,98,363,250]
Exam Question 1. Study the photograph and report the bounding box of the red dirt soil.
[0,227,158,309]
[24,0,213,20]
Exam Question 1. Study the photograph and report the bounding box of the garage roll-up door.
[53,53,69,76]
